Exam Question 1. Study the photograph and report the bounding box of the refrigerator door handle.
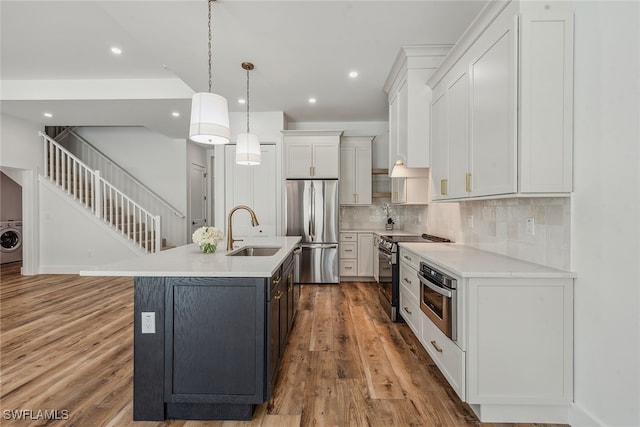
[299,243,338,249]
[310,183,316,240]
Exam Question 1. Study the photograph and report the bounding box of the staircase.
[39,131,165,253]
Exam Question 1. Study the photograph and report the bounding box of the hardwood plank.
[299,351,338,427]
[308,289,333,352]
[331,285,365,380]
[349,304,405,400]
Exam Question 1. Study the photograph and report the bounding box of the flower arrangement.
[381,202,395,230]
[192,226,224,253]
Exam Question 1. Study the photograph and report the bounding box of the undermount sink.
[227,246,281,257]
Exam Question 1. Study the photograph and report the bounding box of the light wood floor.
[1,261,565,427]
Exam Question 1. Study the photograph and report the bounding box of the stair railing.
[40,131,161,253]
[59,127,185,218]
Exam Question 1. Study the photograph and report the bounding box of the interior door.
[190,163,207,235]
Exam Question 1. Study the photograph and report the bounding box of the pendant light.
[236,62,261,165]
[189,0,230,145]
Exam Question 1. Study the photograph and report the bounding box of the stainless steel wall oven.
[418,261,457,341]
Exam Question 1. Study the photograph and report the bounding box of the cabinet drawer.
[340,242,357,259]
[399,262,419,300]
[399,287,421,337]
[399,248,420,271]
[340,233,357,242]
[421,314,466,400]
[339,259,357,276]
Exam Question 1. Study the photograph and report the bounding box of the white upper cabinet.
[282,130,343,179]
[429,1,574,200]
[340,136,373,205]
[384,46,451,172]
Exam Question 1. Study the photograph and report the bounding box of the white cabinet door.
[357,233,374,277]
[448,68,471,199]
[355,145,372,205]
[312,143,340,178]
[339,146,356,204]
[388,92,400,171]
[391,178,406,204]
[285,142,313,178]
[468,9,517,197]
[430,90,449,200]
[396,79,409,164]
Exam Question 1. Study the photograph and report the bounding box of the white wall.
[1,171,22,220]
[74,127,187,213]
[0,113,43,171]
[38,177,142,273]
[570,2,640,426]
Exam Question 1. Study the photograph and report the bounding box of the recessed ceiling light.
[308,98,317,104]
[110,46,122,55]
[238,98,246,104]
[43,112,53,118]
[172,112,180,118]
[349,71,358,78]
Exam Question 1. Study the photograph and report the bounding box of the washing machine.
[0,220,23,264]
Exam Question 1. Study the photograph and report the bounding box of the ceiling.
[0,0,486,140]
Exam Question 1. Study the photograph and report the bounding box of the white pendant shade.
[236,133,261,165]
[189,92,230,145]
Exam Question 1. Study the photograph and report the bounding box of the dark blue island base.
[132,251,297,421]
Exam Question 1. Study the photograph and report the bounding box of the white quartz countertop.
[399,243,576,279]
[340,228,419,237]
[80,236,302,278]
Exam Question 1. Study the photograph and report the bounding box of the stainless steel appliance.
[286,180,339,283]
[418,261,457,341]
[377,233,451,321]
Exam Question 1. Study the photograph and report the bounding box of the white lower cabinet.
[420,310,466,400]
[339,232,374,278]
[398,247,574,423]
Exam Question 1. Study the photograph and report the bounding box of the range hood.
[390,160,429,178]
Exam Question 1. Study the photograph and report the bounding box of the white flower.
[192,226,224,246]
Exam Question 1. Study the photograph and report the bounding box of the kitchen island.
[81,236,302,421]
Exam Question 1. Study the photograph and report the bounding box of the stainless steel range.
[376,233,452,322]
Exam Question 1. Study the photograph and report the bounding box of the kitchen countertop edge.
[80,236,302,278]
[399,242,576,279]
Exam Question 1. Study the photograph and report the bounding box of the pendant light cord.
[207,0,214,93]
[246,68,250,134]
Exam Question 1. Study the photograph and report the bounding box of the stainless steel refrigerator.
[286,180,339,284]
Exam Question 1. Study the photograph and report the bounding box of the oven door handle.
[418,272,453,298]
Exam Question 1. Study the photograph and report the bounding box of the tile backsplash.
[340,197,571,270]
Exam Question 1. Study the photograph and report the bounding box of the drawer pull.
[345,266,353,269]
[274,291,283,300]
[345,249,353,252]
[430,340,443,353]
[403,307,412,315]
[403,255,412,261]
[403,278,412,284]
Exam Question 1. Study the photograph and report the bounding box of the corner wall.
[570,2,640,425]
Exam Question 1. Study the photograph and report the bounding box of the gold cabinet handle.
[403,277,411,284]
[430,340,443,353]
[465,173,472,193]
[274,290,283,300]
[272,277,281,286]
[440,179,447,196]
[403,306,412,315]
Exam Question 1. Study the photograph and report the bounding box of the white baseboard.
[39,265,86,274]
[569,402,605,427]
